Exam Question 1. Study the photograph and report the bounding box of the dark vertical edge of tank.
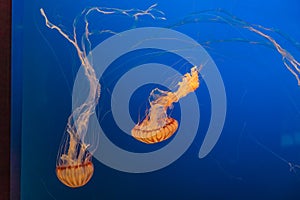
[10,0,24,198]
[0,0,12,199]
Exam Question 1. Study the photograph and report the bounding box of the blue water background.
[12,0,300,199]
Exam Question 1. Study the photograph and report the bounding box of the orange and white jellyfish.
[131,11,300,145]
[55,128,95,188]
[40,8,100,188]
[40,4,165,188]
[132,66,199,144]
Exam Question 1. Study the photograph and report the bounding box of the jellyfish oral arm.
[174,66,199,100]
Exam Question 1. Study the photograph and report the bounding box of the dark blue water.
[12,0,300,199]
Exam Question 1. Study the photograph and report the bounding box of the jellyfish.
[40,4,165,188]
[132,9,300,145]
[132,66,199,144]
[169,10,300,169]
[40,8,101,188]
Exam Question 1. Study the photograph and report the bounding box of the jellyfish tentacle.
[171,9,300,85]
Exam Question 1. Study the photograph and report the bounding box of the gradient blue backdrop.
[12,0,300,199]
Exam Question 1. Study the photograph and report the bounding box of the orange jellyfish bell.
[56,161,94,188]
[132,117,178,144]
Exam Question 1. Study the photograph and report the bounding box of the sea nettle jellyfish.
[132,66,199,144]
[40,4,165,188]
[132,9,300,145]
